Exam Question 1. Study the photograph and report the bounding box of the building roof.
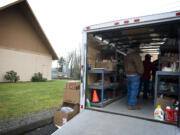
[0,0,58,60]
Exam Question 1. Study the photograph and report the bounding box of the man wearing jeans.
[124,44,144,110]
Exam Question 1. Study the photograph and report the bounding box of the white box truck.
[53,10,180,135]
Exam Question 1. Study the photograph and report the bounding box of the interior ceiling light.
[140,52,159,55]
[152,38,162,41]
[95,35,102,41]
[150,33,160,37]
[163,38,167,41]
[140,48,160,51]
[150,42,165,45]
[141,43,161,47]
[109,43,115,47]
[103,40,109,45]
[140,46,160,49]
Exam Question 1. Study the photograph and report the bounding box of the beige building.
[0,0,58,82]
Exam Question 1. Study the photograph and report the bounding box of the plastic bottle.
[154,105,164,121]
[164,106,174,122]
[173,62,176,72]
[86,99,91,108]
[175,101,179,108]
[174,107,178,122]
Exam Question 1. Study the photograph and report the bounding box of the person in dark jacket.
[124,44,144,110]
[141,54,154,99]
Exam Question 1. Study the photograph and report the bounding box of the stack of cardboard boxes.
[95,60,117,71]
[156,96,176,111]
[54,81,80,126]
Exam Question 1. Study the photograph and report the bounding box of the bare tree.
[65,47,81,79]
[57,57,65,72]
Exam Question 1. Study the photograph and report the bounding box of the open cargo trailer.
[52,11,180,135]
[81,10,180,127]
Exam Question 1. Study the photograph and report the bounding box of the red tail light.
[81,105,84,109]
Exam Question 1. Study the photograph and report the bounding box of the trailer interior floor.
[91,95,154,119]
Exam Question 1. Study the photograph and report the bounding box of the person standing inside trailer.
[141,54,154,99]
[124,43,144,110]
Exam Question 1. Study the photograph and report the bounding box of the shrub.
[31,72,47,82]
[4,70,20,82]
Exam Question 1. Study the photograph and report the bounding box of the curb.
[0,116,53,135]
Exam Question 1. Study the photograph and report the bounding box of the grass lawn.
[0,80,68,120]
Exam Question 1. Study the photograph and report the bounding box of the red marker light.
[114,22,119,25]
[86,26,90,30]
[176,12,180,16]
[81,105,84,109]
[124,20,129,24]
[134,19,140,22]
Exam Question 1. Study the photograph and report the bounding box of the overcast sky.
[1,0,180,67]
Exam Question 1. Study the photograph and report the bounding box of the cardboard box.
[66,81,80,90]
[156,97,176,111]
[92,80,111,86]
[88,89,92,101]
[88,74,97,85]
[63,89,80,104]
[96,61,117,71]
[88,59,96,69]
[107,91,114,98]
[54,102,79,126]
[160,56,179,62]
[105,75,111,84]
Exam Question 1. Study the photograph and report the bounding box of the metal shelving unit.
[158,91,178,96]
[88,68,116,74]
[88,69,119,107]
[88,83,119,90]
[154,71,180,109]
[91,97,120,107]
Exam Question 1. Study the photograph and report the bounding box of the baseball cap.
[145,54,152,58]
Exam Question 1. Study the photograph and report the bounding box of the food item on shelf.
[174,107,178,122]
[156,96,176,111]
[174,101,179,108]
[162,66,172,72]
[170,86,175,93]
[159,82,169,92]
[154,105,164,121]
[173,85,179,93]
[164,106,174,122]
[88,64,91,70]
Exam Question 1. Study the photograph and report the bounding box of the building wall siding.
[0,48,52,82]
[0,5,54,82]
[0,5,51,56]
